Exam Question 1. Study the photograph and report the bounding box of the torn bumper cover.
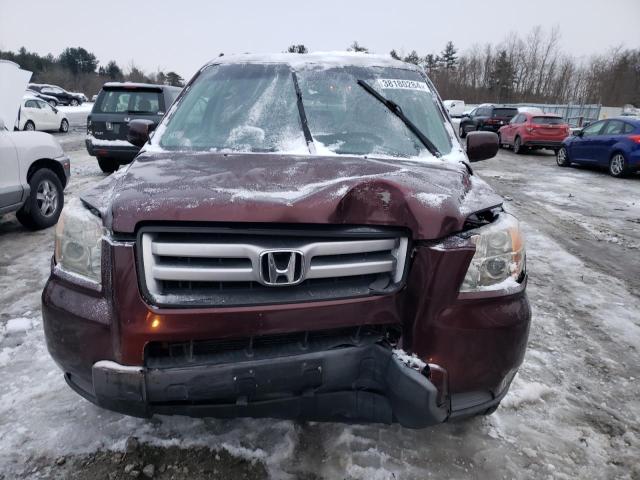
[69,344,450,428]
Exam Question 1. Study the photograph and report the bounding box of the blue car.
[556,117,640,177]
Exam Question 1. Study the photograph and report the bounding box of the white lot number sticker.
[377,78,430,92]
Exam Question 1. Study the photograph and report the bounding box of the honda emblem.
[259,250,305,286]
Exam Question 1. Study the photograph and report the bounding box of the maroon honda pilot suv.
[42,53,530,428]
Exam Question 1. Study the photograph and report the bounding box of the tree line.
[0,47,185,96]
[288,28,639,107]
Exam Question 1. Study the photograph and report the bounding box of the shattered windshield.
[157,62,452,158]
[158,63,306,153]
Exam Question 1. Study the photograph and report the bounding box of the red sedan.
[499,112,570,154]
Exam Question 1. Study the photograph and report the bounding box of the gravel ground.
[0,131,638,480]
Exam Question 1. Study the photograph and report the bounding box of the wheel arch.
[27,158,68,188]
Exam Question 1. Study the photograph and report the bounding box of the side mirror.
[572,129,583,137]
[0,118,5,130]
[127,119,156,147]
[466,131,499,162]
[52,107,58,114]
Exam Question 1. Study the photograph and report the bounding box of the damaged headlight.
[460,213,525,292]
[54,198,104,284]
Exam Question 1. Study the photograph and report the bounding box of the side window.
[623,123,635,134]
[37,100,51,111]
[515,114,525,124]
[582,121,605,137]
[25,100,39,108]
[41,87,54,94]
[603,120,624,135]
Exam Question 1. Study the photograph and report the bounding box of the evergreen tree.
[165,71,185,87]
[491,50,514,102]
[440,41,458,70]
[403,50,420,65]
[287,44,308,54]
[348,41,369,53]
[58,47,98,74]
[389,49,401,60]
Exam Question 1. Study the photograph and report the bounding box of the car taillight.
[629,134,640,144]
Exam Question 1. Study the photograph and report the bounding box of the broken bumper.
[67,344,451,428]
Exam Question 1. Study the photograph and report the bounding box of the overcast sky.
[1,0,639,80]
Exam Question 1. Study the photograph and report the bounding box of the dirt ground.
[1,128,639,479]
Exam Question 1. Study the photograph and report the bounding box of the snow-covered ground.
[0,138,638,479]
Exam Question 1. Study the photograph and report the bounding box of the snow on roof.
[102,81,182,90]
[205,51,419,71]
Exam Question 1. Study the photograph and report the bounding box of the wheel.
[513,136,524,154]
[24,120,35,131]
[556,147,570,167]
[16,169,64,230]
[98,156,120,173]
[459,124,467,139]
[609,153,629,178]
[48,100,58,108]
[70,99,79,106]
[497,133,502,148]
[59,119,69,133]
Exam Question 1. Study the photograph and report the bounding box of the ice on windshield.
[159,64,306,153]
[156,62,452,158]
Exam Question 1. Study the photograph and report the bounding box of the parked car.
[557,117,640,177]
[16,95,69,133]
[28,84,84,106]
[1,66,70,230]
[86,82,182,172]
[443,99,465,117]
[498,113,570,154]
[459,104,518,138]
[43,53,530,428]
[26,88,60,107]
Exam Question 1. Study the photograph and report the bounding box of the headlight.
[54,198,104,283]
[460,213,525,292]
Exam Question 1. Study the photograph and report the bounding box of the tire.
[24,120,35,131]
[609,152,630,178]
[98,156,120,173]
[59,119,69,133]
[497,133,502,148]
[16,169,64,230]
[513,136,524,154]
[556,147,570,167]
[48,100,58,108]
[459,124,467,139]
[70,99,79,106]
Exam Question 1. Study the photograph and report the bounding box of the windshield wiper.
[291,72,316,154]
[356,79,441,158]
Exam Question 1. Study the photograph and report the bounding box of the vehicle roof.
[611,116,640,124]
[204,51,421,71]
[526,112,563,117]
[102,82,182,91]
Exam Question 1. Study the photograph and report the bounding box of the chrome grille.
[138,228,409,307]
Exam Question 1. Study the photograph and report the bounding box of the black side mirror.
[466,131,499,162]
[127,119,156,147]
[572,129,583,137]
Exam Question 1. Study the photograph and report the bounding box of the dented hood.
[81,152,502,239]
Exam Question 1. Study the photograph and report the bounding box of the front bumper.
[68,343,450,428]
[43,240,531,426]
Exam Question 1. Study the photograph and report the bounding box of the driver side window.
[582,121,604,137]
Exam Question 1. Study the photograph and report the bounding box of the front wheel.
[70,99,79,106]
[59,119,69,133]
[48,100,58,108]
[556,147,570,167]
[24,120,35,131]
[459,124,467,139]
[609,153,629,178]
[98,156,120,173]
[16,169,64,230]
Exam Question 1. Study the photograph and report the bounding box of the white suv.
[0,117,70,229]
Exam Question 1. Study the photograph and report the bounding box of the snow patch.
[6,317,32,334]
